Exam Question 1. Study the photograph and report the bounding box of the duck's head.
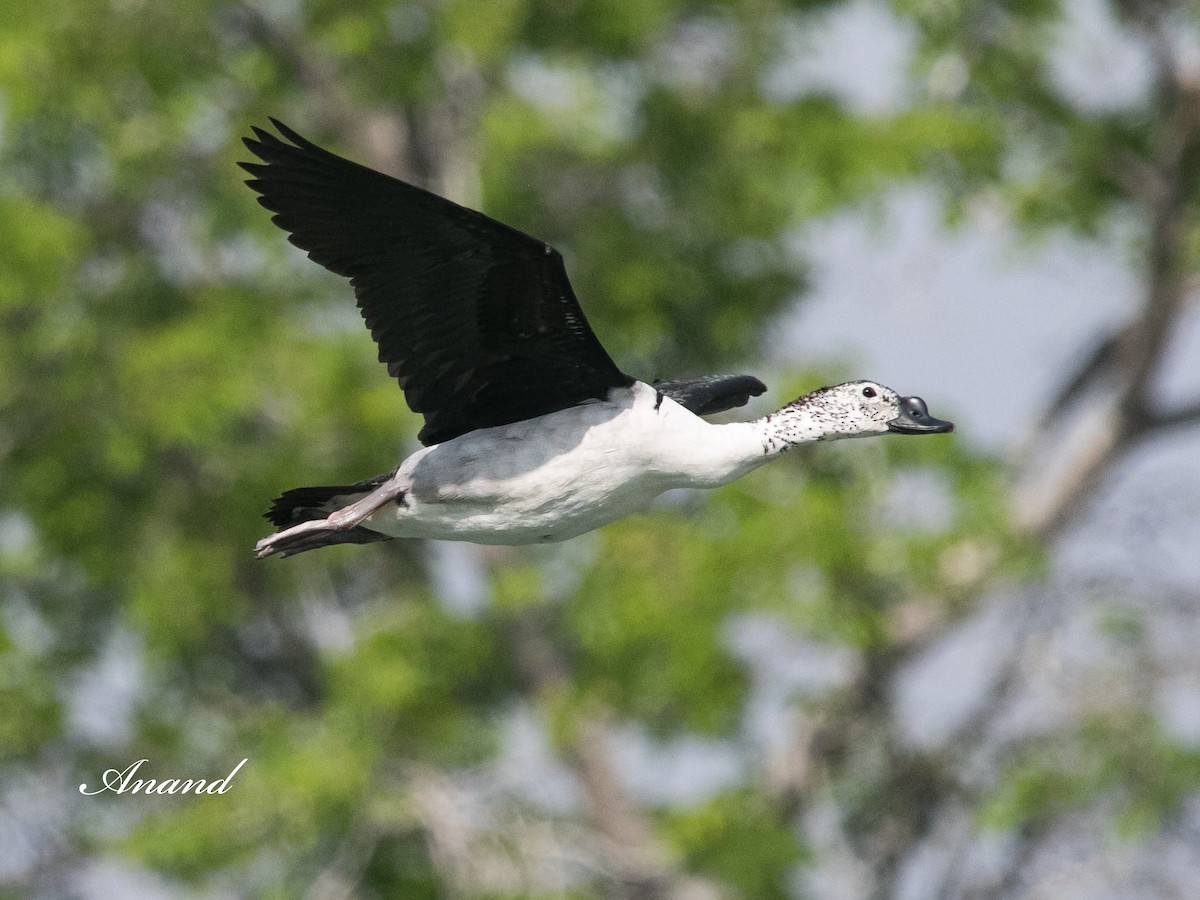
[789,381,955,439]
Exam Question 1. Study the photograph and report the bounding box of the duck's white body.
[366,382,765,544]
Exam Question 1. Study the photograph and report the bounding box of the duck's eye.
[862,386,877,399]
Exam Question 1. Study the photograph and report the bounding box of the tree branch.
[1015,55,1200,541]
[1013,326,1125,470]
[1146,397,1200,432]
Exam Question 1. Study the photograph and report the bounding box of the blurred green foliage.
[661,787,806,899]
[3,0,1195,896]
[983,710,1200,837]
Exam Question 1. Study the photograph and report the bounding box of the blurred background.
[3,0,1200,897]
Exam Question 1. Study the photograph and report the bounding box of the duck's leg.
[255,478,407,558]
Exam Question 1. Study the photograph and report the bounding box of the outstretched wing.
[241,119,634,446]
[655,374,767,416]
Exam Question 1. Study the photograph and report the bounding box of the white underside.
[361,381,768,544]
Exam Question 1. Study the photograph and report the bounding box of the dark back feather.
[655,374,767,416]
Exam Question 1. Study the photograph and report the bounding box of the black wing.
[241,119,634,446]
[655,374,767,416]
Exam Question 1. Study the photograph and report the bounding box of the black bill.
[888,396,955,435]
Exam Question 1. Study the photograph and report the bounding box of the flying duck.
[243,120,953,558]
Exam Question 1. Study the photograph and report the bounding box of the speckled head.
[782,381,954,441]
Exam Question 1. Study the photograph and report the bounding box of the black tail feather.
[264,473,392,528]
[258,471,399,558]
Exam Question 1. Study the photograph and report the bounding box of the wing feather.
[241,120,632,445]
